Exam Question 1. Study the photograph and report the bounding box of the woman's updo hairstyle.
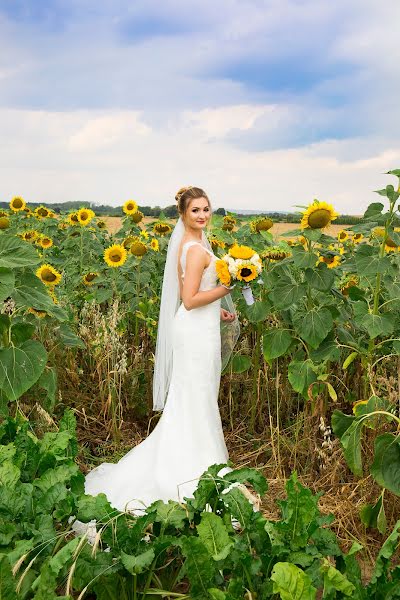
[175,186,211,217]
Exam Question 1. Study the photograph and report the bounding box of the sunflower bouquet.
[215,243,262,305]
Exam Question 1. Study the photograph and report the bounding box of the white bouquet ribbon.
[242,285,254,305]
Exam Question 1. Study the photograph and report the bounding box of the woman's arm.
[181,245,231,311]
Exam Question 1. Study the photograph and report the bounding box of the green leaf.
[360,494,387,534]
[150,499,187,528]
[0,235,40,268]
[363,202,384,218]
[337,418,365,476]
[331,410,355,439]
[305,264,334,292]
[288,360,317,396]
[13,272,67,321]
[222,466,268,496]
[291,246,319,269]
[57,323,86,349]
[0,268,14,302]
[181,536,217,599]
[359,313,394,339]
[263,329,293,361]
[0,555,18,600]
[354,245,390,276]
[121,548,155,574]
[271,562,317,599]
[231,354,251,373]
[197,512,233,561]
[220,485,254,529]
[246,299,270,323]
[371,520,400,584]
[321,559,355,596]
[387,169,400,177]
[343,351,358,369]
[293,307,333,349]
[0,340,47,401]
[270,281,305,310]
[370,433,400,495]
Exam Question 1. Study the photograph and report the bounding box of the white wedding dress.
[83,240,232,514]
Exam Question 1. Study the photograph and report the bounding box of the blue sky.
[0,0,399,213]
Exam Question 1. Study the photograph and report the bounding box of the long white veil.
[152,216,240,411]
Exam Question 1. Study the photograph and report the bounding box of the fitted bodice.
[179,241,218,291]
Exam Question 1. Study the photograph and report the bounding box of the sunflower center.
[42,269,57,283]
[38,207,48,216]
[386,236,397,248]
[86,273,97,281]
[13,198,23,208]
[240,267,252,277]
[308,209,331,229]
[80,211,89,220]
[71,214,78,222]
[109,251,122,262]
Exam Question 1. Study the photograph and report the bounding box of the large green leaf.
[150,499,187,528]
[0,235,40,268]
[293,307,333,349]
[291,246,318,269]
[231,354,251,373]
[354,245,390,276]
[246,299,271,323]
[222,466,268,496]
[0,267,14,302]
[0,340,47,401]
[371,520,400,585]
[181,536,217,599]
[336,418,365,477]
[263,329,293,361]
[271,562,317,599]
[359,313,394,339]
[270,281,305,310]
[320,559,355,597]
[121,548,155,575]
[197,512,233,561]
[13,272,67,321]
[57,323,86,349]
[0,554,18,600]
[305,264,334,292]
[370,433,400,495]
[363,202,384,218]
[288,360,317,396]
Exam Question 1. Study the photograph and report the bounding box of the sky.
[0,0,399,214]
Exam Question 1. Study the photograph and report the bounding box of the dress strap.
[180,241,213,279]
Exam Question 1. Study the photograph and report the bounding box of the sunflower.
[228,243,255,260]
[22,230,39,242]
[0,217,10,229]
[38,236,53,249]
[301,200,339,230]
[27,307,47,318]
[77,207,95,226]
[318,254,341,269]
[150,238,159,252]
[385,237,400,252]
[131,210,144,223]
[210,238,226,251]
[36,264,62,286]
[262,247,291,261]
[34,205,50,219]
[47,287,58,303]
[237,263,258,282]
[123,236,136,249]
[0,210,8,217]
[10,196,26,212]
[337,230,349,242]
[130,238,147,256]
[104,243,128,267]
[83,272,98,285]
[216,259,231,286]
[123,200,138,215]
[352,233,364,244]
[58,222,68,230]
[341,276,359,296]
[250,217,273,233]
[68,212,79,225]
[139,229,149,240]
[97,220,107,229]
[153,222,172,236]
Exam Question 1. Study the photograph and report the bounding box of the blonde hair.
[175,186,211,217]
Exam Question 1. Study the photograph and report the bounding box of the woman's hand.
[220,308,236,322]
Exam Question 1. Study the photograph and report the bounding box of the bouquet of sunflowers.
[215,243,262,305]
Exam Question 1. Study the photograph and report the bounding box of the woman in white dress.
[82,186,255,515]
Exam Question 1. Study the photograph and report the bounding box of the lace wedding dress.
[82,240,232,514]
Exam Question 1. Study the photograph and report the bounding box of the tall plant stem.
[249,322,261,433]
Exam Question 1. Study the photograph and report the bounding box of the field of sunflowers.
[1,171,400,598]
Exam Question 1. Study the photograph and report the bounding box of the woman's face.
[184,197,211,231]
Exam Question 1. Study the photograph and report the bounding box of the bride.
[81,186,258,515]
